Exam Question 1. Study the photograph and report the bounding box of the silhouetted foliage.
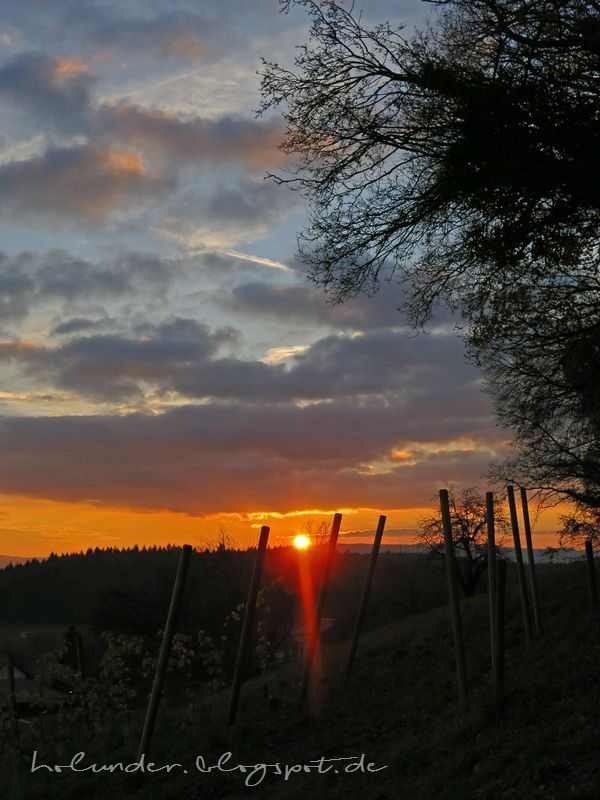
[556,503,600,549]
[262,0,600,507]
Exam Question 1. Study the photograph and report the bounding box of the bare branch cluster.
[416,485,509,595]
[261,0,600,320]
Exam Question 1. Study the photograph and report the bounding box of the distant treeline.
[0,545,451,639]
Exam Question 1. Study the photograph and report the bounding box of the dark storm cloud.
[0,401,503,515]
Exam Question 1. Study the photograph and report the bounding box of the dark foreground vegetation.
[1,545,599,799]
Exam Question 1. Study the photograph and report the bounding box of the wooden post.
[226,526,270,727]
[494,559,507,717]
[506,485,532,645]
[486,492,497,676]
[439,489,468,708]
[520,488,542,636]
[299,512,342,703]
[137,544,192,759]
[585,539,598,613]
[344,515,386,677]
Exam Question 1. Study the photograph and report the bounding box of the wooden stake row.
[439,486,545,714]
[137,509,389,743]
[134,488,597,748]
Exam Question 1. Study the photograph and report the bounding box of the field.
[2,556,599,800]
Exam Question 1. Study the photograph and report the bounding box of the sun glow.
[293,534,311,550]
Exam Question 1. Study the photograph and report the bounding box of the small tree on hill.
[417,486,508,596]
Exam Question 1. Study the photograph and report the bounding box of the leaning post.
[506,485,532,645]
[439,489,468,708]
[344,514,387,677]
[520,488,542,636]
[137,544,193,759]
[226,526,270,727]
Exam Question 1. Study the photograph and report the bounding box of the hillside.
[2,555,599,800]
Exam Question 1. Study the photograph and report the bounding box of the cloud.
[0,257,34,321]
[158,175,298,249]
[0,322,489,437]
[0,51,285,169]
[0,144,170,221]
[0,318,240,401]
[50,318,107,336]
[0,53,94,132]
[0,3,234,64]
[222,281,408,329]
[0,401,503,515]
[92,9,220,61]
[0,249,177,322]
[96,105,285,169]
[0,46,286,227]
[0,103,284,225]
[67,6,233,64]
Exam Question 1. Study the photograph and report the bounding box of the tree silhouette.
[262,0,600,505]
[417,486,508,596]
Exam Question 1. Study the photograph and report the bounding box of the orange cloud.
[0,340,41,356]
[104,148,145,176]
[50,58,89,83]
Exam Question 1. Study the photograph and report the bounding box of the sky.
[0,0,562,556]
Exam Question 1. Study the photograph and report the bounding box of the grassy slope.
[10,559,600,800]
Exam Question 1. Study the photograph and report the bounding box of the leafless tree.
[417,486,508,596]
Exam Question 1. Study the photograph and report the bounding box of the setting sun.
[293,534,311,550]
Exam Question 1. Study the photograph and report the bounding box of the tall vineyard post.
[507,486,532,646]
[344,515,387,678]
[226,526,270,727]
[137,544,193,759]
[439,489,468,709]
[520,488,542,636]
